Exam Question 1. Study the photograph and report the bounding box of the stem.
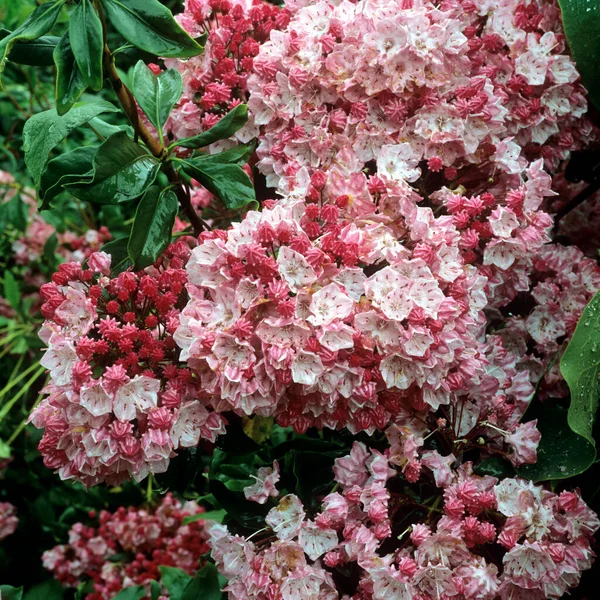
[96,1,205,236]
[0,365,45,423]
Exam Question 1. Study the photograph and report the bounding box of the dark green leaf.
[23,580,64,600]
[149,581,161,600]
[3,271,20,311]
[0,29,59,66]
[474,456,515,479]
[53,32,87,116]
[558,0,600,108]
[159,566,193,600]
[182,509,227,525]
[101,237,133,275]
[66,131,160,204]
[0,193,28,231]
[181,564,221,600]
[23,101,119,184]
[0,586,23,600]
[69,0,103,91]
[516,407,596,481]
[127,186,178,269]
[0,0,64,79]
[111,586,145,600]
[100,0,204,58]
[195,143,255,166]
[178,158,255,210]
[39,146,96,208]
[174,104,249,149]
[132,61,183,135]
[561,290,600,447]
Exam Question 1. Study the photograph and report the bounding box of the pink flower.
[244,461,281,504]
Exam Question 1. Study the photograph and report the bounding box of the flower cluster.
[43,494,210,600]
[210,441,599,600]
[164,0,290,143]
[0,502,18,542]
[249,0,596,189]
[30,243,226,486]
[175,150,554,448]
[497,242,600,398]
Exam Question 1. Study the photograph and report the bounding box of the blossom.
[30,243,226,486]
[243,460,280,504]
[42,494,210,600]
[0,502,18,541]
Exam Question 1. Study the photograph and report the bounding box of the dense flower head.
[497,242,600,398]
[30,243,226,486]
[164,0,291,143]
[210,440,599,600]
[0,502,18,542]
[174,152,554,447]
[43,494,210,600]
[249,0,597,191]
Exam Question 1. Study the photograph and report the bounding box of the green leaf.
[561,290,600,447]
[195,143,255,166]
[65,131,160,204]
[182,509,227,525]
[127,187,178,269]
[23,100,119,185]
[558,0,600,108]
[69,0,103,91]
[516,408,596,481]
[53,32,87,116]
[101,237,133,275]
[100,0,204,58]
[111,586,145,600]
[0,586,23,600]
[159,566,193,600]
[3,271,20,311]
[474,456,515,479]
[0,29,59,66]
[0,0,65,80]
[181,564,221,600]
[149,581,161,600]
[0,193,28,231]
[174,104,248,149]
[39,146,96,209]
[23,580,64,600]
[132,61,183,137]
[178,158,255,210]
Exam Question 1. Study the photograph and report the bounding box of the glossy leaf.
[181,564,221,600]
[558,0,600,108]
[159,566,193,600]
[174,104,249,149]
[178,158,255,210]
[149,581,161,600]
[101,237,133,275]
[53,32,87,116]
[132,61,183,136]
[69,0,103,91]
[0,0,64,79]
[516,407,596,482]
[23,580,64,600]
[39,146,96,209]
[66,131,160,204]
[23,100,119,185]
[474,456,515,479]
[0,586,23,600]
[0,29,59,66]
[127,187,178,269]
[100,0,204,58]
[112,586,145,600]
[195,143,255,166]
[561,290,600,447]
[182,509,227,525]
